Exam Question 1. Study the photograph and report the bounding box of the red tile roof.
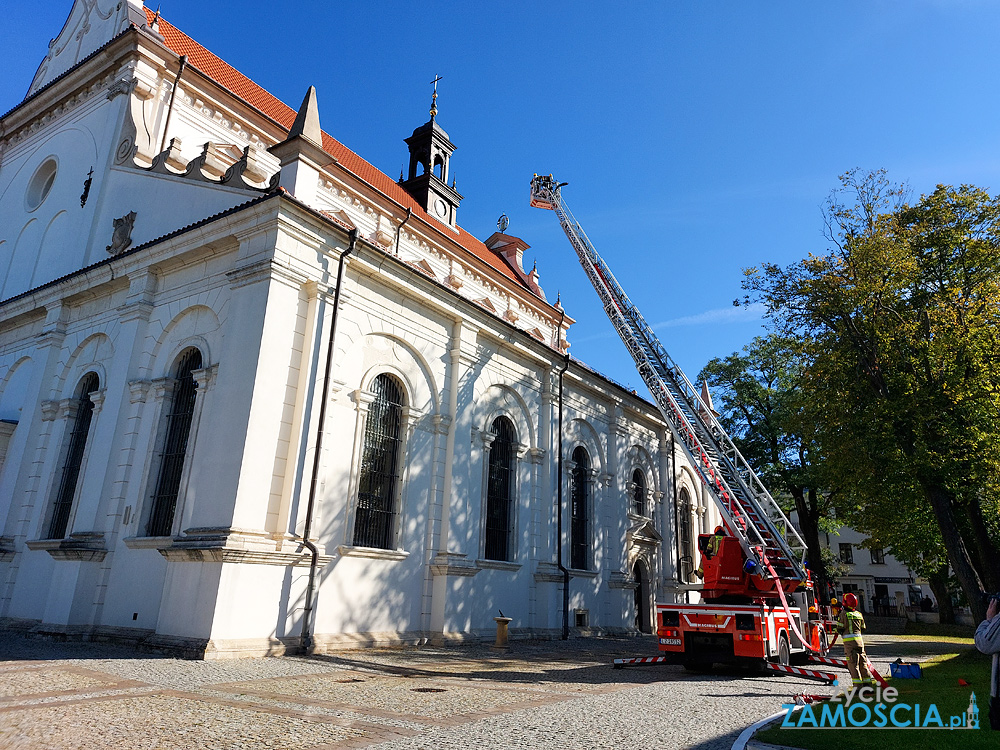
[144,9,536,295]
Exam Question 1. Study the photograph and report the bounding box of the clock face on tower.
[434,198,448,218]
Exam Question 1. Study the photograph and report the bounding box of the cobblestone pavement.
[0,633,954,750]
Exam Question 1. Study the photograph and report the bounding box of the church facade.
[0,0,719,657]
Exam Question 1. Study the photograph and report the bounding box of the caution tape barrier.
[766,662,838,683]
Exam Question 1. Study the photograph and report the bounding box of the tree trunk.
[792,487,832,605]
[927,564,955,625]
[922,481,987,622]
[959,496,1000,593]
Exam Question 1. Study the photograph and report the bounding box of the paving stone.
[0,667,113,699]
[0,632,951,750]
[0,693,366,750]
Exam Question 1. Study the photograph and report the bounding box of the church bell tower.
[399,78,462,227]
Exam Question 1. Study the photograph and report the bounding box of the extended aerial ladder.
[530,174,807,594]
[529,175,895,684]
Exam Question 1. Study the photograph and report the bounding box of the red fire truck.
[656,534,835,669]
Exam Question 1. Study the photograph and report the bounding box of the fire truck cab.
[655,532,834,669]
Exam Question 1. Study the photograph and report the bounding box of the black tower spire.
[399,76,462,226]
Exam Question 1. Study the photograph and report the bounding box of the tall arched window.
[353,374,405,550]
[485,416,516,561]
[47,372,99,539]
[570,446,590,570]
[146,348,202,537]
[677,487,693,582]
[631,468,646,517]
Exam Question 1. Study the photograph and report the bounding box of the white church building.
[0,0,721,657]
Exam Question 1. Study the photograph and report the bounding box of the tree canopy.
[742,170,1000,620]
[699,335,836,602]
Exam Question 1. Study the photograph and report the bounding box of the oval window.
[26,158,57,211]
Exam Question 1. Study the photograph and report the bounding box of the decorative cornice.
[26,532,107,562]
[337,545,409,561]
[533,561,563,583]
[154,528,331,567]
[626,519,663,547]
[1,70,118,154]
[430,552,480,578]
[475,559,521,573]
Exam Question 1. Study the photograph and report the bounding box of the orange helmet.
[843,592,858,609]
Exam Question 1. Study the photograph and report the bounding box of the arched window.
[353,374,405,550]
[146,348,202,537]
[631,468,646,517]
[433,155,445,181]
[484,416,516,561]
[570,446,590,570]
[677,487,693,582]
[47,372,99,539]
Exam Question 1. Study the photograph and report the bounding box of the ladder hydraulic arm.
[530,174,808,588]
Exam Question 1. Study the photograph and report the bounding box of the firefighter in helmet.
[837,592,874,686]
[695,526,726,579]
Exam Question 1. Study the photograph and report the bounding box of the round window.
[26,158,58,211]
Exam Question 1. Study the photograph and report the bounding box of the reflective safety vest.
[838,609,866,642]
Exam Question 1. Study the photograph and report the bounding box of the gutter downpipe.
[555,307,571,640]
[158,55,187,154]
[300,227,358,654]
[394,207,413,256]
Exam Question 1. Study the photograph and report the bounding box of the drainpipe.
[158,55,187,154]
[555,307,571,639]
[300,227,358,654]
[394,207,412,256]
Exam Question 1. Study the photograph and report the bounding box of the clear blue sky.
[5,1,1000,393]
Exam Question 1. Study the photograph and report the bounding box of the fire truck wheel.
[777,634,790,666]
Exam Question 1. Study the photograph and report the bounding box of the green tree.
[700,334,836,603]
[743,170,1000,621]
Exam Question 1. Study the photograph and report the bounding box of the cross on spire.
[429,75,442,119]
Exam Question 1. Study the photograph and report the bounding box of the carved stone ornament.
[106,211,137,255]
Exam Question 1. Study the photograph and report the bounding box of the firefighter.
[695,526,726,579]
[837,592,874,686]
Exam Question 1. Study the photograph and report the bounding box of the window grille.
[678,488,692,581]
[146,348,202,537]
[47,372,99,539]
[353,374,405,550]
[484,416,516,561]
[631,468,646,517]
[570,446,590,570]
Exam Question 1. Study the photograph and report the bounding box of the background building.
[0,0,722,656]
[822,526,934,617]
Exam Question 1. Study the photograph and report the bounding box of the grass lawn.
[900,621,977,640]
[755,648,994,749]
